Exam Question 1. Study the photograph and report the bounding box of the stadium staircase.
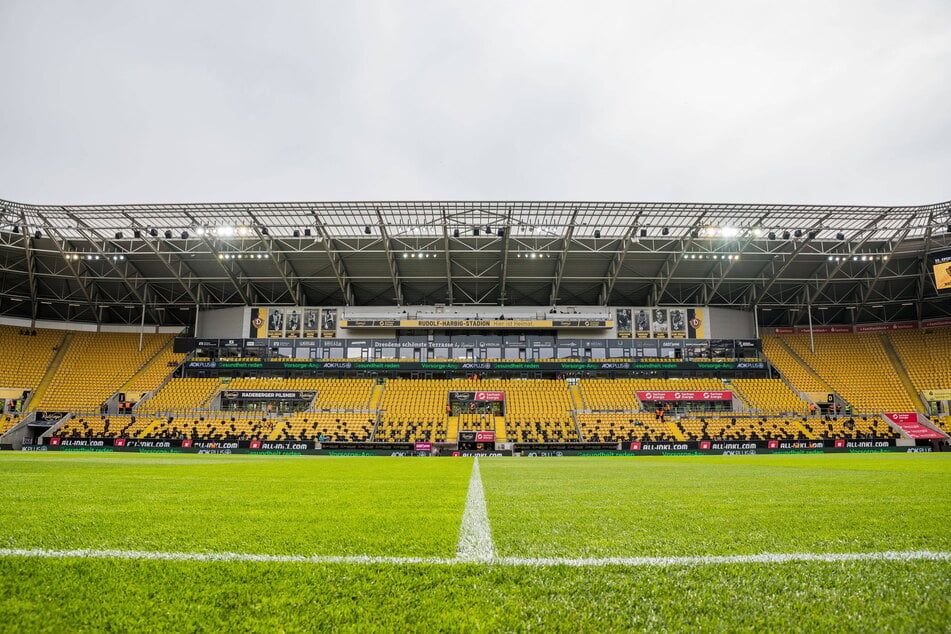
[724,379,753,413]
[769,337,835,393]
[792,419,817,440]
[779,375,819,413]
[493,415,507,442]
[878,334,927,412]
[568,384,585,410]
[367,383,385,410]
[25,331,74,411]
[666,421,686,442]
[117,337,179,396]
[138,417,164,438]
[446,415,459,442]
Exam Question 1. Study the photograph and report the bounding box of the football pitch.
[1,453,949,631]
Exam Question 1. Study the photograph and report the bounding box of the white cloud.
[0,0,948,205]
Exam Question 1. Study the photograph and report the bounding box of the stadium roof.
[1,198,949,328]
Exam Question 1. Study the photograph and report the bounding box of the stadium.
[0,197,949,629]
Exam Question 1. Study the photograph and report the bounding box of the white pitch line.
[0,548,948,567]
[456,457,495,561]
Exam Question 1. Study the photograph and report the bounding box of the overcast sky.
[1,1,948,206]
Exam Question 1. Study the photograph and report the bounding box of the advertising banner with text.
[883,413,945,439]
[636,390,733,401]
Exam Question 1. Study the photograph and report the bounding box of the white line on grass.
[456,458,495,561]
[0,548,948,567]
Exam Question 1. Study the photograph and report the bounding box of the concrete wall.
[0,315,183,334]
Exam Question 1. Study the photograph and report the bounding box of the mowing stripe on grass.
[456,458,495,561]
[1,548,948,567]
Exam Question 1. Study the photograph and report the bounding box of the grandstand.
[27,331,175,413]
[889,328,951,392]
[0,326,64,392]
[0,198,947,453]
[13,323,950,449]
[769,332,922,414]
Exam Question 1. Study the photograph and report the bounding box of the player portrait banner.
[267,308,284,338]
[616,308,632,339]
[634,308,650,338]
[669,308,687,338]
[651,308,669,338]
[321,308,337,338]
[284,309,302,338]
[303,309,319,338]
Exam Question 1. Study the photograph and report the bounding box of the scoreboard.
[929,249,951,292]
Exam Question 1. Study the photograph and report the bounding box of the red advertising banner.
[475,431,496,442]
[414,442,432,451]
[855,323,889,333]
[777,320,949,334]
[794,326,854,334]
[855,321,918,332]
[636,390,733,401]
[883,413,945,439]
[475,391,505,401]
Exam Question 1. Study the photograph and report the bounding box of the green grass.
[0,454,472,556]
[481,455,951,557]
[1,453,949,631]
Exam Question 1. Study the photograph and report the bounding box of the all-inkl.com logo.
[250,441,262,450]
[834,439,846,448]
[699,441,712,450]
[181,439,193,448]
[114,438,126,447]
[629,442,641,451]
[767,440,779,449]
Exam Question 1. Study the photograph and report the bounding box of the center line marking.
[456,457,495,561]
